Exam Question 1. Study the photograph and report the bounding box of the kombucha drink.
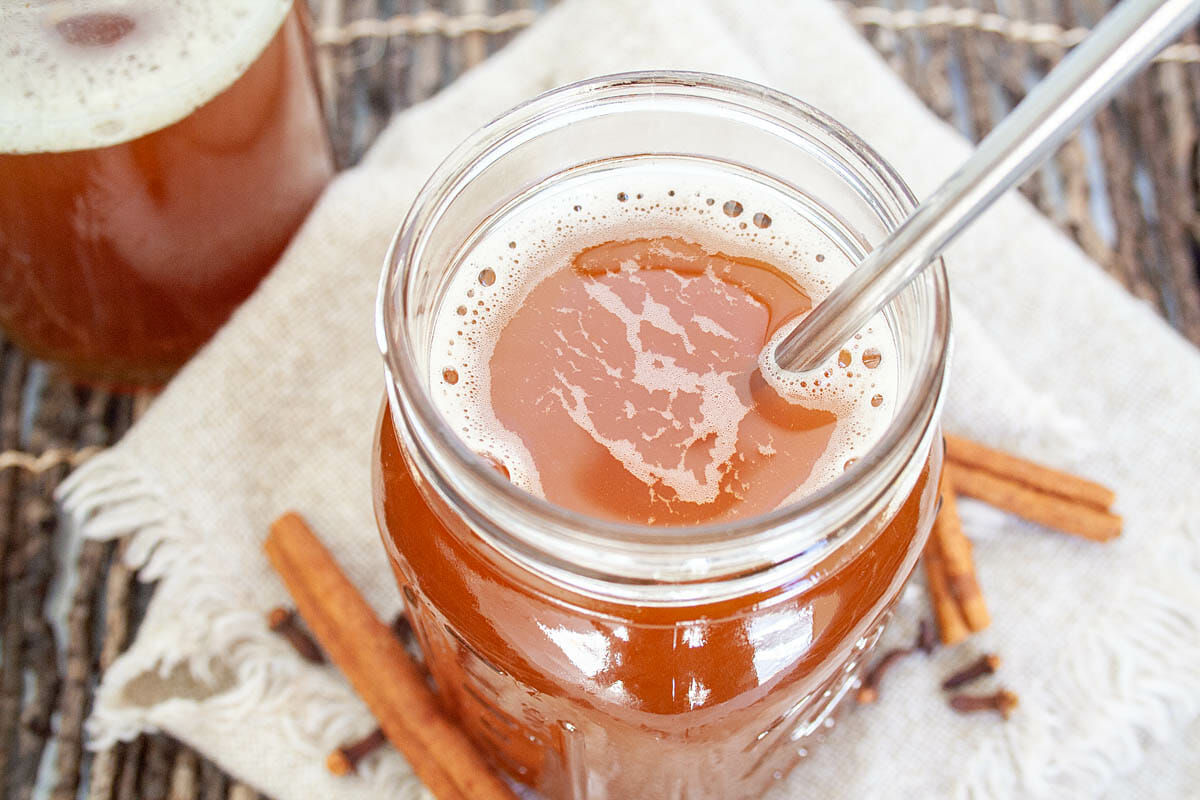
[375,162,941,799]
[0,1,333,385]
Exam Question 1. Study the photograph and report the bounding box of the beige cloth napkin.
[60,1,1200,798]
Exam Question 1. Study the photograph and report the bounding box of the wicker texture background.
[1,1,1197,797]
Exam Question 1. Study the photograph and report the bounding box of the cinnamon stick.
[944,434,1115,510]
[923,535,969,646]
[264,512,517,800]
[947,462,1122,542]
[931,473,990,632]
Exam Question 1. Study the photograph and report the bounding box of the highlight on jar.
[0,0,333,388]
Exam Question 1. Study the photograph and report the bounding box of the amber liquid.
[0,7,333,386]
[487,236,844,524]
[374,236,940,799]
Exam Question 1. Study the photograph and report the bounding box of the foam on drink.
[0,0,292,153]
[429,163,899,523]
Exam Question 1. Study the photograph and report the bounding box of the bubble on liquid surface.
[862,348,882,368]
[753,212,772,229]
[723,200,744,218]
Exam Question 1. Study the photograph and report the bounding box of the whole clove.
[856,648,911,704]
[949,688,1019,720]
[267,607,325,664]
[390,612,414,646]
[941,653,1001,690]
[856,619,937,704]
[326,727,388,776]
[914,618,937,655]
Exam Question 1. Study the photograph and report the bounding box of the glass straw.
[773,0,1200,373]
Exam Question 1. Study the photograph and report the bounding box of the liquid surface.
[1,0,292,152]
[431,166,898,522]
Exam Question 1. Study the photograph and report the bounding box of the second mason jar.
[0,0,333,386]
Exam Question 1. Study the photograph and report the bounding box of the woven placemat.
[1,1,1197,797]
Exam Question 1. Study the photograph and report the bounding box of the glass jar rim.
[377,70,951,592]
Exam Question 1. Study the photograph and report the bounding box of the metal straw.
[773,0,1200,373]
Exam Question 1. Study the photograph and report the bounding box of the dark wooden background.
[2,1,1198,797]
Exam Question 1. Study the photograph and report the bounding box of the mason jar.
[374,72,951,800]
[0,0,333,386]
